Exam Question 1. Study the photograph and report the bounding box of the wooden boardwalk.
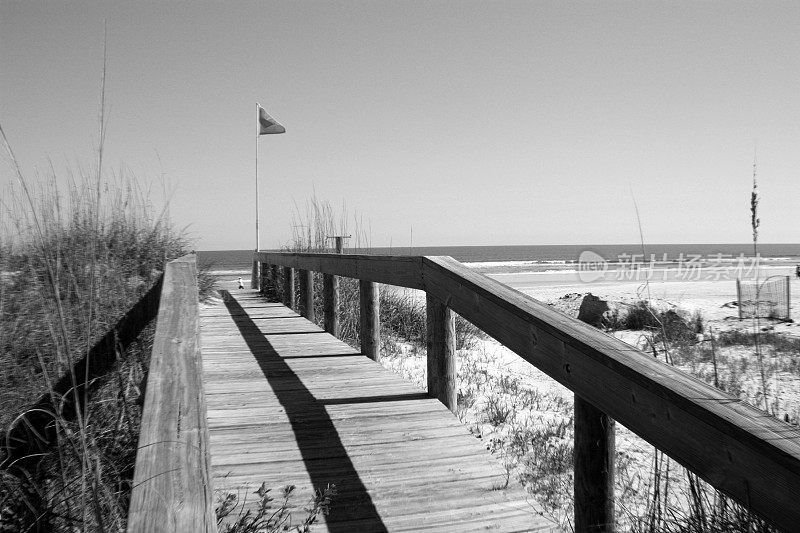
[200,290,557,532]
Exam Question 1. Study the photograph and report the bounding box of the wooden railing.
[127,254,216,533]
[255,251,800,533]
[1,275,164,472]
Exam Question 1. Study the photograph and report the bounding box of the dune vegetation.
[0,120,194,531]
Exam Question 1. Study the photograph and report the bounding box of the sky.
[1,1,799,251]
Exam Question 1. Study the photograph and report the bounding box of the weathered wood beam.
[574,395,615,532]
[259,261,268,294]
[324,273,338,336]
[283,266,295,310]
[128,254,216,533]
[574,301,616,532]
[299,269,314,321]
[359,280,380,360]
[255,252,424,289]
[426,294,456,411]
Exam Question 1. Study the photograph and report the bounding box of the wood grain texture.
[200,291,557,532]
[425,294,456,412]
[299,268,314,321]
[323,272,339,337]
[259,261,268,294]
[359,280,380,360]
[574,307,615,532]
[127,254,216,533]
[420,256,800,531]
[574,396,615,533]
[255,252,424,289]
[283,266,295,309]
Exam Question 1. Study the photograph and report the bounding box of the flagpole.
[256,102,260,251]
[253,104,284,262]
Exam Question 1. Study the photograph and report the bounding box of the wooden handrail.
[1,275,164,471]
[256,251,800,532]
[257,251,425,289]
[127,254,216,533]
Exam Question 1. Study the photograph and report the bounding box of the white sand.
[490,268,800,336]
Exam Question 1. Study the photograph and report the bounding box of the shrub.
[216,483,335,533]
[622,301,696,347]
[623,301,662,331]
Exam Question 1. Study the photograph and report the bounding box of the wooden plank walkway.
[200,290,558,532]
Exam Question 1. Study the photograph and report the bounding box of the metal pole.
[255,103,260,251]
[252,103,260,290]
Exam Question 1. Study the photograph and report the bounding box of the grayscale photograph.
[1,2,799,532]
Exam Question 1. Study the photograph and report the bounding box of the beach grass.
[0,120,201,530]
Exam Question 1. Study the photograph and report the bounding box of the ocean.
[198,243,800,276]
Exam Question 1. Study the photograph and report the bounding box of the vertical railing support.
[251,258,259,289]
[426,294,456,411]
[270,264,280,301]
[259,261,268,294]
[283,266,295,310]
[263,263,277,299]
[323,239,344,336]
[574,309,615,532]
[574,397,615,532]
[323,273,339,336]
[359,280,380,360]
[299,269,314,320]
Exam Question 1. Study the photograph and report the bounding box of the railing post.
[283,266,295,310]
[575,310,615,532]
[270,264,280,301]
[299,269,314,321]
[259,261,268,294]
[323,273,339,336]
[359,280,380,360]
[251,258,259,289]
[262,263,276,299]
[323,240,343,336]
[574,397,615,532]
[426,294,456,411]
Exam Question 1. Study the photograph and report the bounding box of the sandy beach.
[490,264,800,337]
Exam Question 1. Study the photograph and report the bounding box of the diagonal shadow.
[320,393,430,405]
[222,292,388,532]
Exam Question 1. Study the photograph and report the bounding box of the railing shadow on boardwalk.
[221,292,389,532]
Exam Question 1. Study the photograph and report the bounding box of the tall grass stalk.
[630,186,678,533]
[281,196,482,353]
[750,152,770,412]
